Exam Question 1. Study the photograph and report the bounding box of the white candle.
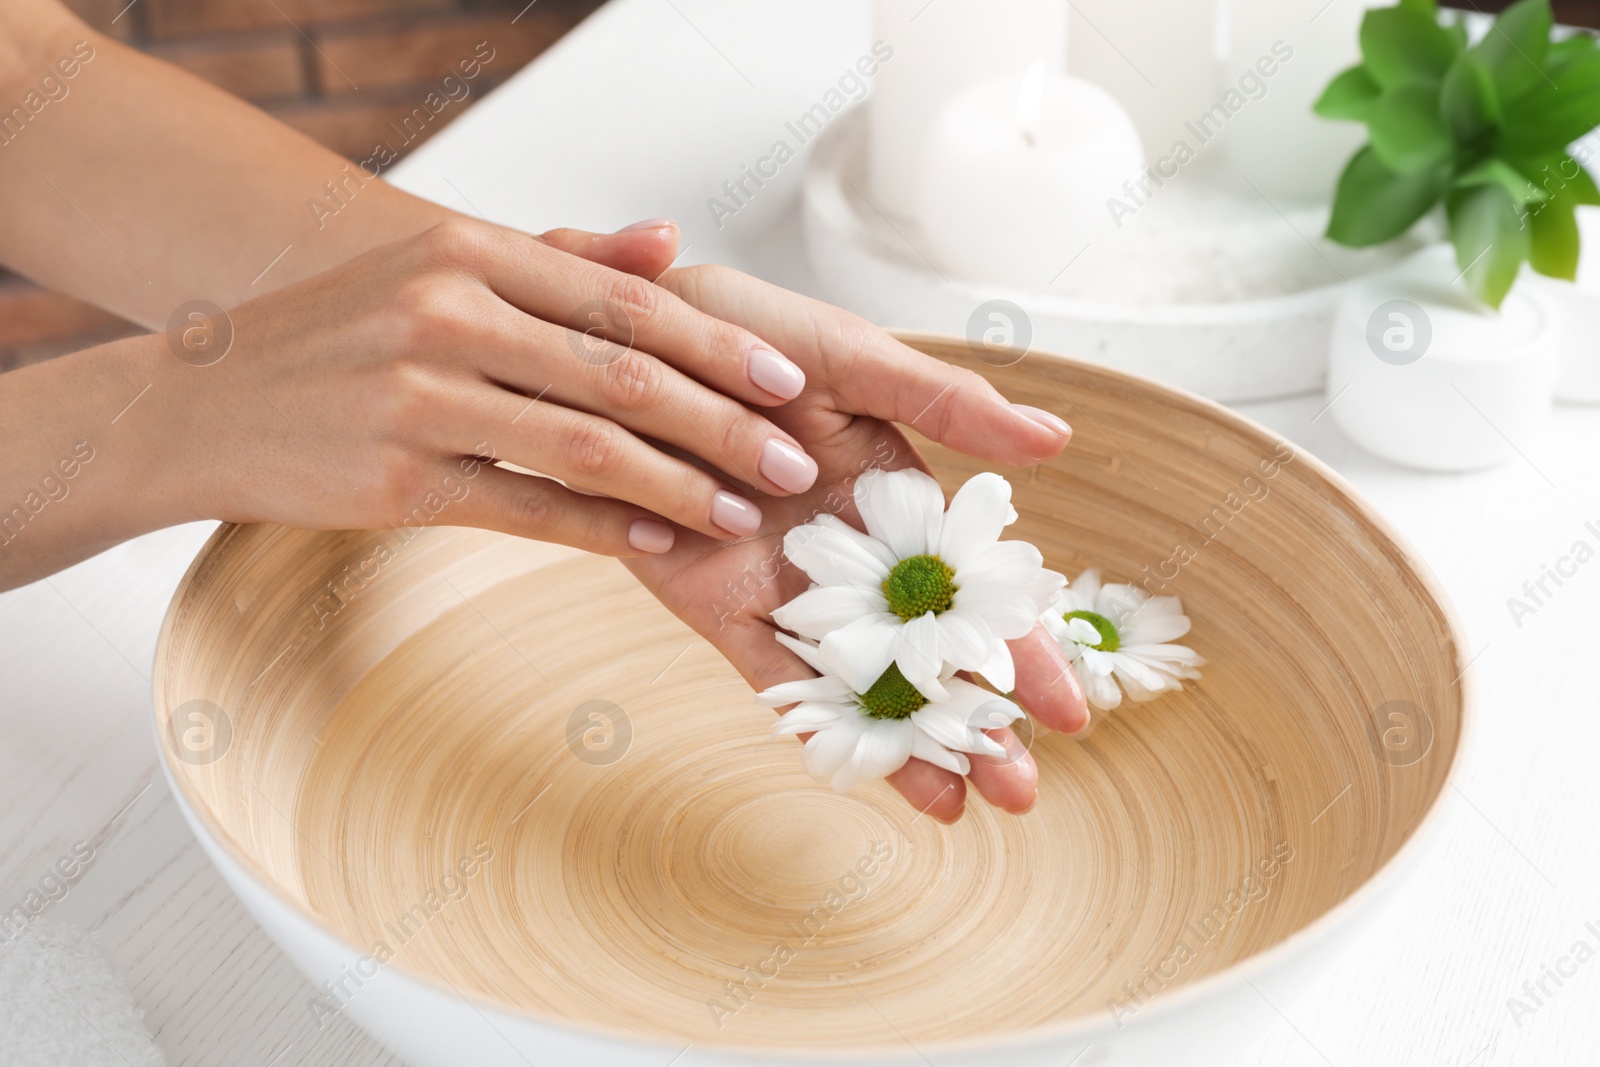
[870,0,1067,222]
[1065,0,1222,161]
[1223,0,1380,199]
[914,64,1145,291]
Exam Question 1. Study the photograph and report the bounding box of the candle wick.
[1016,60,1045,148]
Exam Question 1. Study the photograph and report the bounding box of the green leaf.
[1500,49,1600,154]
[1440,52,1503,143]
[1528,194,1581,279]
[1315,65,1383,122]
[1473,0,1552,101]
[1327,146,1451,247]
[1368,84,1453,173]
[1455,158,1546,204]
[1506,151,1600,206]
[1447,184,1529,307]
[1544,33,1600,80]
[1444,16,1470,52]
[1361,7,1461,88]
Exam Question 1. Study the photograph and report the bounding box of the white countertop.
[4,2,1598,1064]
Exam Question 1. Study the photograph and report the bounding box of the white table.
[4,2,1597,1064]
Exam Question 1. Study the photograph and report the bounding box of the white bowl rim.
[152,345,1475,1060]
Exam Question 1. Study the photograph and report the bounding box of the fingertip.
[969,729,1039,814]
[890,762,967,823]
[626,518,675,554]
[1010,626,1091,735]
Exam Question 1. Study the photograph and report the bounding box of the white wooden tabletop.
[3,2,1597,1064]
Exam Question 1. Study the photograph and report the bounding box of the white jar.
[1327,245,1559,471]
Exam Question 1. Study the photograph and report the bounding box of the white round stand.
[801,110,1426,403]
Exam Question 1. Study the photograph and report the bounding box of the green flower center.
[881,554,956,621]
[857,663,928,720]
[1064,610,1121,652]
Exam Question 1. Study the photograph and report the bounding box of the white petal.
[774,631,830,675]
[801,715,867,783]
[910,728,970,776]
[1066,616,1103,646]
[1069,569,1103,609]
[937,472,1016,569]
[947,584,1039,640]
[908,700,974,750]
[892,612,949,699]
[758,676,854,709]
[1082,668,1123,711]
[771,701,849,735]
[819,614,903,693]
[929,610,995,671]
[783,521,891,589]
[840,718,915,789]
[811,513,899,569]
[1097,581,1147,623]
[772,584,887,640]
[855,468,945,560]
[974,638,1016,693]
[1120,599,1193,645]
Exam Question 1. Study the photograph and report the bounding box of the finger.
[659,265,1072,467]
[1010,624,1090,735]
[438,221,808,406]
[446,384,764,540]
[711,610,969,824]
[964,727,1039,814]
[473,310,818,497]
[451,464,676,557]
[886,759,968,824]
[539,220,680,280]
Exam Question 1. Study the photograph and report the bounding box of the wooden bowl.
[153,337,1469,1066]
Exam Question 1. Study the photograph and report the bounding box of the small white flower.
[1041,569,1205,712]
[757,633,1024,792]
[772,468,1063,701]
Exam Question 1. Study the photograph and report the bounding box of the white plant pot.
[1327,246,1559,471]
[1528,205,1600,404]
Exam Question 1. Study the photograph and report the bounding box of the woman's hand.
[146,219,827,556]
[538,231,1091,822]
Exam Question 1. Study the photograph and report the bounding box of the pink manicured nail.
[710,490,761,536]
[1013,404,1071,436]
[759,438,818,494]
[748,346,806,400]
[627,518,675,553]
[617,217,675,232]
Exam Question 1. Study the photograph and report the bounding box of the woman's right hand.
[145,218,821,556]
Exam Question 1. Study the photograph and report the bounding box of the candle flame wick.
[1017,60,1044,148]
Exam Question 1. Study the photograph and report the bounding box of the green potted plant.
[1315,0,1600,308]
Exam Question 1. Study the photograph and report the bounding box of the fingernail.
[1013,404,1071,436]
[710,490,762,536]
[759,438,818,494]
[1066,709,1094,740]
[748,346,806,400]
[617,217,675,233]
[627,518,675,554]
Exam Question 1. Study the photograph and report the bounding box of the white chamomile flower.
[757,633,1024,792]
[1041,569,1205,712]
[771,468,1063,701]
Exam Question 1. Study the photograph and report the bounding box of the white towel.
[0,920,164,1067]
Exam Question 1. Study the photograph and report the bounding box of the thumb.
[539,219,679,280]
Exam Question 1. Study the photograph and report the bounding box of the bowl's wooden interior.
[154,339,1464,1049]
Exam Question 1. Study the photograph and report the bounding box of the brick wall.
[0,0,603,373]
